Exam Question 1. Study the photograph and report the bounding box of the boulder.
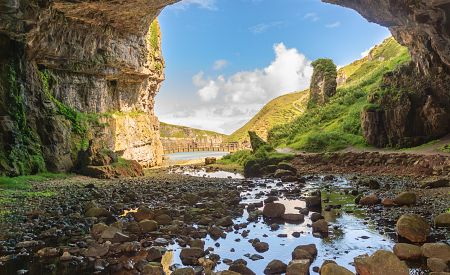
[132,207,154,221]
[282,213,305,223]
[264,260,287,274]
[139,220,159,232]
[393,192,416,206]
[396,214,430,242]
[252,241,269,253]
[381,198,395,207]
[305,196,321,208]
[229,263,256,275]
[154,214,172,225]
[420,179,449,189]
[180,248,205,266]
[83,244,109,257]
[354,250,408,275]
[359,194,380,206]
[421,243,450,262]
[393,243,422,260]
[172,268,195,275]
[216,216,234,227]
[310,212,323,222]
[427,258,448,272]
[320,262,354,275]
[85,207,111,217]
[277,163,297,173]
[263,203,286,218]
[286,259,310,275]
[312,219,328,234]
[142,264,164,275]
[36,247,60,258]
[91,223,108,238]
[205,157,216,165]
[274,169,295,178]
[434,213,450,227]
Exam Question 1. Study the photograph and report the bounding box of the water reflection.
[169,167,244,179]
[162,175,393,274]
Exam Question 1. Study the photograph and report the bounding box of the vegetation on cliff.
[160,122,226,139]
[308,58,337,107]
[269,37,410,152]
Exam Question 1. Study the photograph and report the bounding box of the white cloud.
[325,21,341,28]
[249,21,283,34]
[304,12,319,22]
[173,0,217,10]
[213,59,229,70]
[361,46,374,57]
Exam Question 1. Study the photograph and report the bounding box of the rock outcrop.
[0,0,178,175]
[309,58,337,106]
[324,0,450,147]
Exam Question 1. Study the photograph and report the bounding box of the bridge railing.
[163,143,242,154]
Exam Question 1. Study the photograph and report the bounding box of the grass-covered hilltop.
[231,37,410,154]
[220,37,425,173]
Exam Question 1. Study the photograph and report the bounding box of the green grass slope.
[227,91,309,143]
[160,122,227,139]
[268,37,410,152]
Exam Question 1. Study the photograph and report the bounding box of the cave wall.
[0,0,179,175]
[324,0,450,147]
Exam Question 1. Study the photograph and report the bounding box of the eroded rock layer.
[0,0,177,175]
[324,0,450,147]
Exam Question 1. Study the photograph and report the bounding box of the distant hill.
[160,122,226,139]
[227,91,309,143]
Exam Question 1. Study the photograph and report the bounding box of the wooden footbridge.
[163,142,242,154]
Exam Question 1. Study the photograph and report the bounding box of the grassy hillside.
[160,122,227,139]
[227,91,309,143]
[268,37,410,151]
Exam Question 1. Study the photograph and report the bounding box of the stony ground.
[0,166,448,274]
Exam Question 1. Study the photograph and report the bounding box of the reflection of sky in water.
[170,167,245,179]
[163,176,394,274]
[166,151,230,161]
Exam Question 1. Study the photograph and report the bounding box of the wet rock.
[91,223,108,238]
[100,226,120,239]
[147,247,163,262]
[274,169,294,178]
[142,264,164,275]
[36,247,60,258]
[359,194,380,206]
[381,198,395,207]
[320,262,354,275]
[420,179,449,189]
[154,214,172,225]
[209,226,226,239]
[217,271,240,275]
[216,216,234,227]
[393,243,422,260]
[310,212,323,222]
[292,244,317,261]
[282,213,304,223]
[249,254,264,261]
[205,157,216,165]
[229,263,256,275]
[190,239,205,250]
[16,241,40,248]
[396,214,430,242]
[277,163,297,173]
[264,260,287,274]
[286,259,310,275]
[305,196,321,208]
[139,220,158,233]
[393,192,416,206]
[85,207,110,217]
[83,244,109,257]
[180,248,205,265]
[354,250,408,275]
[421,243,450,262]
[252,241,269,253]
[312,219,328,235]
[172,267,195,275]
[132,207,154,222]
[427,258,448,272]
[60,251,73,261]
[263,203,286,218]
[434,213,450,227]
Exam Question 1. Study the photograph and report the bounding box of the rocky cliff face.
[0,0,177,175]
[309,58,337,106]
[324,0,450,147]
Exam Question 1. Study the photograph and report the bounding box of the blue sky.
[155,0,391,134]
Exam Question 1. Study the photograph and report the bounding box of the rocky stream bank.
[0,162,449,275]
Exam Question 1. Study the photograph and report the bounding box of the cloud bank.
[159,43,313,134]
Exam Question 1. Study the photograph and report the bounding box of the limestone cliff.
[0,0,178,175]
[309,58,337,107]
[324,0,450,147]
